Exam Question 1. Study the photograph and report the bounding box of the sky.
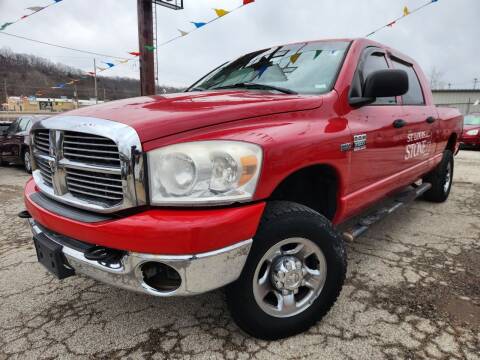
[0,0,479,89]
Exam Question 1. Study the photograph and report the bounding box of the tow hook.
[84,246,125,264]
[18,210,31,219]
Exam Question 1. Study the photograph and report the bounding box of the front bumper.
[29,219,252,296]
[460,136,479,147]
[24,178,264,255]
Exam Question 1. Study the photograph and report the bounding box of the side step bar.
[342,182,432,242]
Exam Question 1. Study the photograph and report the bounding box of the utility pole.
[73,83,78,108]
[474,78,478,90]
[3,79,8,104]
[137,0,155,95]
[93,58,98,104]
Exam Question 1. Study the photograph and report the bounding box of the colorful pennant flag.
[144,45,156,51]
[103,62,115,68]
[387,21,396,27]
[403,6,410,16]
[290,53,301,64]
[191,22,206,28]
[243,0,255,4]
[26,6,45,12]
[129,51,140,56]
[0,22,13,31]
[119,59,130,64]
[178,29,189,36]
[314,50,322,60]
[214,9,229,17]
[87,71,95,76]
[97,66,107,71]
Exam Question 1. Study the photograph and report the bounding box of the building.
[432,89,480,115]
[5,96,104,112]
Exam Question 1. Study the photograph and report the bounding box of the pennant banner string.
[366,0,438,37]
[0,0,64,32]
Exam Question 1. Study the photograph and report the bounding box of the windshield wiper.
[211,82,297,95]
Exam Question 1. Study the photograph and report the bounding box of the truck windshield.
[189,41,350,95]
[464,115,480,125]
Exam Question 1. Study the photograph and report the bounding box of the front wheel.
[423,150,453,203]
[226,201,347,340]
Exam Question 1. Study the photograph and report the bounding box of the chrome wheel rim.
[444,161,452,194]
[252,237,327,318]
[24,152,31,172]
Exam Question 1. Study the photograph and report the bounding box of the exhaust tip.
[141,262,181,292]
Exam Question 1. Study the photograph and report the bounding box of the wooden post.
[137,0,156,96]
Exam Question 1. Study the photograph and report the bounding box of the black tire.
[23,150,32,174]
[423,150,453,203]
[226,201,347,340]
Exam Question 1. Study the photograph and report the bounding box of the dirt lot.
[0,151,479,360]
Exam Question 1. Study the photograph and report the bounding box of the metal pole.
[474,78,478,90]
[73,83,78,108]
[137,0,155,95]
[3,79,8,104]
[93,58,98,104]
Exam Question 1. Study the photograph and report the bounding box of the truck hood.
[65,91,322,142]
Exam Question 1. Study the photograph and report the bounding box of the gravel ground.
[0,151,479,360]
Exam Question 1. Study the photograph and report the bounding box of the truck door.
[346,48,407,196]
[390,58,437,173]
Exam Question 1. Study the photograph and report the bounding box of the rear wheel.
[423,150,453,203]
[226,201,347,340]
[23,150,32,173]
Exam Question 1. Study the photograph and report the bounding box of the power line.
[0,31,129,60]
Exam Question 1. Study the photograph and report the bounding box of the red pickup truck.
[23,38,462,339]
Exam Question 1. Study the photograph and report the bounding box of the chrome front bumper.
[29,219,252,296]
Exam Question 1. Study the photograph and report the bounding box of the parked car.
[460,113,480,149]
[0,120,13,134]
[23,38,462,340]
[0,115,48,173]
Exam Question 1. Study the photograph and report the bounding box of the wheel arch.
[445,132,458,153]
[267,164,341,221]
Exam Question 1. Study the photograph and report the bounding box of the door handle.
[393,119,407,128]
[426,116,436,124]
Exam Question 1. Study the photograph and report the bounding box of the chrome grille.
[63,131,120,167]
[30,116,145,213]
[33,130,50,155]
[65,168,123,204]
[35,157,53,186]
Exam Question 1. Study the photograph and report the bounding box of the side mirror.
[350,69,409,107]
[364,69,409,98]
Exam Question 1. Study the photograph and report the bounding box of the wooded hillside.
[0,48,183,102]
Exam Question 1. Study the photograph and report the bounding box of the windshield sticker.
[405,130,432,160]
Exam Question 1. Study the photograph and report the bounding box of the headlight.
[147,141,263,205]
[466,129,479,136]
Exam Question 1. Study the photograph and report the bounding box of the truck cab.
[23,38,462,340]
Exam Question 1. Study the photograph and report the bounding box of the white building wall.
[432,90,480,115]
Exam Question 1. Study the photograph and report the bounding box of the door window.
[391,59,425,105]
[362,53,396,105]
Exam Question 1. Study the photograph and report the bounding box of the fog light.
[141,262,181,292]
